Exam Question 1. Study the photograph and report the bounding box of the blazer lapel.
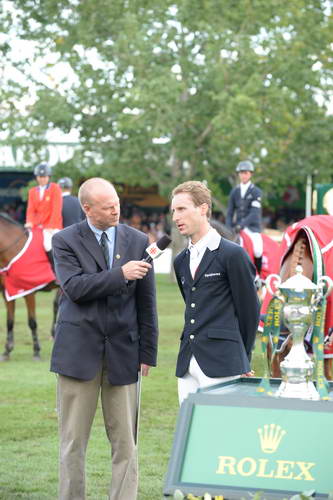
[184,250,193,284]
[111,224,129,268]
[175,249,192,285]
[193,248,217,284]
[78,221,107,270]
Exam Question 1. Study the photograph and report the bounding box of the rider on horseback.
[226,160,263,275]
[25,163,63,269]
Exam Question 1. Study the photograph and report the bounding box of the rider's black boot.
[254,256,262,275]
[46,250,55,273]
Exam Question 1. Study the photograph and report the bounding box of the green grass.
[0,275,265,499]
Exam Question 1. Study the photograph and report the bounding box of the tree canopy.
[1,0,333,209]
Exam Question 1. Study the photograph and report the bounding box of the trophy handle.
[317,275,333,299]
[265,274,282,296]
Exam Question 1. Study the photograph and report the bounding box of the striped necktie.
[100,232,110,269]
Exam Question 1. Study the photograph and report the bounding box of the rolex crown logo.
[258,424,286,454]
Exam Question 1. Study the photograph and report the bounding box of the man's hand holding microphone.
[122,260,151,280]
[121,234,171,281]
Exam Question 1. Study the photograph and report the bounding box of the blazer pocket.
[207,328,239,342]
[129,330,139,342]
[56,320,80,327]
[203,274,223,281]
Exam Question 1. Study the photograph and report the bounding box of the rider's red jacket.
[26,183,63,229]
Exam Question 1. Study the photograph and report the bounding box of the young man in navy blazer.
[51,178,158,500]
[171,180,260,404]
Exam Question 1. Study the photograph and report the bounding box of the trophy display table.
[164,377,333,499]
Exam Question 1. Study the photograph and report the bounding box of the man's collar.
[188,226,221,253]
[87,220,116,240]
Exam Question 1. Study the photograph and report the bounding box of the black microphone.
[143,235,172,263]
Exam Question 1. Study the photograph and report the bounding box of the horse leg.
[324,359,333,381]
[24,293,41,360]
[271,352,282,378]
[0,297,15,361]
[271,334,293,378]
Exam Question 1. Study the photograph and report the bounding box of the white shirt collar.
[240,181,251,197]
[87,220,116,243]
[188,226,221,254]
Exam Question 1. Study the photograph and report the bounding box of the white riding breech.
[178,356,240,405]
[43,228,60,252]
[243,227,263,258]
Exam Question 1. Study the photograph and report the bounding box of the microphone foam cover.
[156,234,172,251]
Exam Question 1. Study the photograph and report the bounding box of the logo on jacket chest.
[181,272,222,286]
[204,272,221,278]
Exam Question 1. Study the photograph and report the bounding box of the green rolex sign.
[313,184,333,215]
[164,378,333,499]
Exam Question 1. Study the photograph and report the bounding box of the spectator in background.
[58,176,85,227]
[25,163,63,268]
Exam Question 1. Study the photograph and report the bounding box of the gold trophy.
[266,265,333,400]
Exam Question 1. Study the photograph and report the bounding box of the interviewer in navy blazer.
[171,181,260,404]
[51,178,158,500]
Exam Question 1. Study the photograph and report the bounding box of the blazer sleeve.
[46,184,63,229]
[26,187,37,226]
[173,252,186,302]
[135,260,159,366]
[53,230,128,302]
[225,245,260,358]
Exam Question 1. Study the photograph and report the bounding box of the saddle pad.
[0,228,55,301]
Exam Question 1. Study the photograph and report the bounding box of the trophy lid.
[279,265,317,292]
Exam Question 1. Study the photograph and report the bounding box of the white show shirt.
[188,227,221,278]
[39,185,47,200]
[240,181,251,198]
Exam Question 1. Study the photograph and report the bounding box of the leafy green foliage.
[1,1,333,205]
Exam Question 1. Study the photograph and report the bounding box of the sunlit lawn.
[0,274,265,499]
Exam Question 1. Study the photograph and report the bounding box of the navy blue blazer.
[226,183,262,232]
[174,238,260,378]
[50,221,159,385]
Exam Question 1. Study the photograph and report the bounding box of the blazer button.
[190,319,195,324]
[192,286,196,291]
[191,303,195,308]
[190,334,194,340]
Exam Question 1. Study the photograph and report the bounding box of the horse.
[0,212,58,361]
[261,215,333,381]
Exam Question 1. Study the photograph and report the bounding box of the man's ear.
[200,203,209,216]
[82,203,90,215]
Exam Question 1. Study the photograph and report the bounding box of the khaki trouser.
[57,367,138,500]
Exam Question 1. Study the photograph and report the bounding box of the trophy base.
[275,380,320,400]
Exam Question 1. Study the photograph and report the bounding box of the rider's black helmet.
[34,163,52,177]
[235,160,254,173]
[57,177,73,189]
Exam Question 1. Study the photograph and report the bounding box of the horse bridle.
[0,229,28,254]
